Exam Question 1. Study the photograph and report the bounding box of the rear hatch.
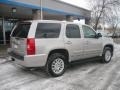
[11,22,31,56]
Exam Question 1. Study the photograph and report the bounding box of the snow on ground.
[113,43,120,58]
[0,44,120,90]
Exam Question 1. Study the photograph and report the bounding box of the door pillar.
[66,15,73,22]
[32,9,43,20]
[85,18,90,25]
[2,18,6,45]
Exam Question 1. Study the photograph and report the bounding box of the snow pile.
[113,43,120,58]
[0,58,8,64]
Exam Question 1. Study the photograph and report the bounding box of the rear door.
[11,22,31,56]
[64,24,84,61]
[82,25,102,58]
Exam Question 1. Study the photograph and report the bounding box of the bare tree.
[107,16,120,32]
[89,0,120,30]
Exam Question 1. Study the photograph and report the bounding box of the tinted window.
[12,22,31,38]
[82,25,96,38]
[66,24,80,38]
[35,23,61,38]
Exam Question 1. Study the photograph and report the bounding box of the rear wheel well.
[48,49,69,64]
[104,45,114,55]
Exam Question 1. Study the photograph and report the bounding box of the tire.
[45,53,67,77]
[102,47,112,63]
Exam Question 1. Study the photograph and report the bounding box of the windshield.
[11,22,31,38]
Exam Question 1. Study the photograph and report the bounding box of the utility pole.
[2,17,6,45]
[40,0,43,20]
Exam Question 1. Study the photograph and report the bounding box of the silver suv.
[8,20,114,77]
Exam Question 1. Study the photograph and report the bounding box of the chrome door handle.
[65,41,72,44]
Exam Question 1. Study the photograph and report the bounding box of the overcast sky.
[60,0,89,10]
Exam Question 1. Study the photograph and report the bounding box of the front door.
[82,25,102,58]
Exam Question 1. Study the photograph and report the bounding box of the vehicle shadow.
[67,59,101,71]
[17,58,102,78]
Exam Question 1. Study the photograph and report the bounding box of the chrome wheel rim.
[51,58,64,74]
[105,50,111,61]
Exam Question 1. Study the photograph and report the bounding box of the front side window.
[35,23,61,38]
[82,25,96,38]
[66,24,81,38]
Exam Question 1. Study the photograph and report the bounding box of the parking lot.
[0,44,120,90]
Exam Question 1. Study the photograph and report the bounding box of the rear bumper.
[8,48,47,67]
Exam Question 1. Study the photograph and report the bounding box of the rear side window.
[12,22,31,38]
[66,24,81,38]
[35,23,61,38]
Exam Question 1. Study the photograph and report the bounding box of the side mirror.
[96,33,102,38]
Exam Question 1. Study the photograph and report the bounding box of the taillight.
[27,38,35,55]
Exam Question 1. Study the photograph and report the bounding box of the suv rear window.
[35,23,61,38]
[11,22,31,38]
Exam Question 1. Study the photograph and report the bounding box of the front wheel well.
[104,44,114,55]
[48,49,69,64]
